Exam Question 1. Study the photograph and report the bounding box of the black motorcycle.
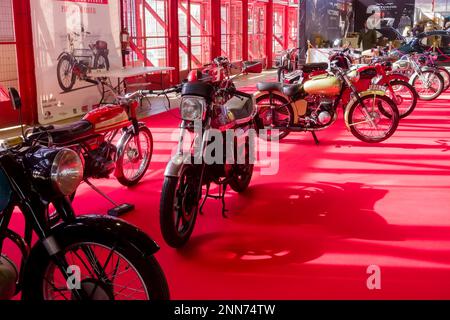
[160,72,258,248]
[0,89,169,300]
[57,26,110,92]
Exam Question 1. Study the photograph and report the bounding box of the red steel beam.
[13,0,37,124]
[242,0,248,61]
[266,0,274,68]
[211,0,221,59]
[167,0,180,83]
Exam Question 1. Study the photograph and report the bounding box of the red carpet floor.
[9,90,450,299]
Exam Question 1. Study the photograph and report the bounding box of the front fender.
[29,215,160,259]
[115,122,149,162]
[344,90,386,130]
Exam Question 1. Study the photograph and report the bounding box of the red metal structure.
[3,0,298,125]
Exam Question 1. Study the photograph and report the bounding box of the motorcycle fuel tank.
[83,105,129,133]
[303,74,342,96]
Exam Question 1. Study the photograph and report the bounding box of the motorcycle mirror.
[8,87,21,110]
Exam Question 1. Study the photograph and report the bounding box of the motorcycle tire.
[386,79,418,119]
[57,55,76,92]
[94,53,110,70]
[347,94,399,143]
[115,126,153,187]
[160,165,201,248]
[255,93,293,141]
[410,70,444,101]
[21,227,170,300]
[229,122,255,193]
[438,66,450,91]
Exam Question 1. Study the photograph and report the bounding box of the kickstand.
[198,183,229,218]
[311,131,320,145]
[84,179,135,217]
[199,183,210,215]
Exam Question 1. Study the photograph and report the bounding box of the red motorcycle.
[26,90,157,215]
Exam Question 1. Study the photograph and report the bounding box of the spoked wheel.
[256,94,293,141]
[347,95,399,143]
[57,55,76,92]
[438,67,450,91]
[386,79,418,118]
[22,231,169,300]
[411,70,444,101]
[160,165,201,248]
[115,126,153,187]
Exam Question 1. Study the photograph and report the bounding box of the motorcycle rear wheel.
[255,94,293,141]
[22,229,169,300]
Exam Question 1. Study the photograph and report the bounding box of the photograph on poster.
[30,0,122,124]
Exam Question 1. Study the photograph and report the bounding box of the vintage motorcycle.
[26,90,153,187]
[390,51,444,100]
[255,61,400,143]
[0,88,169,300]
[57,26,110,92]
[415,51,450,91]
[159,60,262,248]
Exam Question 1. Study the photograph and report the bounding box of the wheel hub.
[72,278,114,300]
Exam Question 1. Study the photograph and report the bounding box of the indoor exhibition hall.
[0,0,449,308]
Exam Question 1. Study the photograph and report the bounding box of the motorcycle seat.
[256,82,283,92]
[282,84,303,97]
[28,120,93,145]
[302,63,328,73]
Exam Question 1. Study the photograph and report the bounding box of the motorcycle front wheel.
[229,122,255,193]
[411,70,444,101]
[22,230,169,300]
[347,95,399,143]
[160,165,201,248]
[115,126,153,187]
[57,56,76,92]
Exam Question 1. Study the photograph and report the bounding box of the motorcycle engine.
[316,101,334,126]
[303,97,335,127]
[0,254,18,300]
[84,142,117,179]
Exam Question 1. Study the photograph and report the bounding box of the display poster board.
[354,0,416,35]
[305,0,354,47]
[30,0,122,124]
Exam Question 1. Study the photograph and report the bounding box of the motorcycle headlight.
[51,149,84,196]
[180,96,206,121]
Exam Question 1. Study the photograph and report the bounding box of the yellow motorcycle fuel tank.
[303,74,342,96]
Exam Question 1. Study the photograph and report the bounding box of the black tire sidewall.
[255,93,293,141]
[388,79,418,118]
[22,229,169,300]
[57,55,76,92]
[160,175,198,248]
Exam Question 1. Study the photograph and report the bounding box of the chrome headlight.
[51,149,84,196]
[180,96,206,121]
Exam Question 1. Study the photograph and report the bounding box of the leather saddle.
[256,82,303,97]
[27,120,93,145]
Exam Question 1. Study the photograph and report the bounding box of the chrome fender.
[254,90,300,124]
[344,90,386,130]
[164,154,191,178]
